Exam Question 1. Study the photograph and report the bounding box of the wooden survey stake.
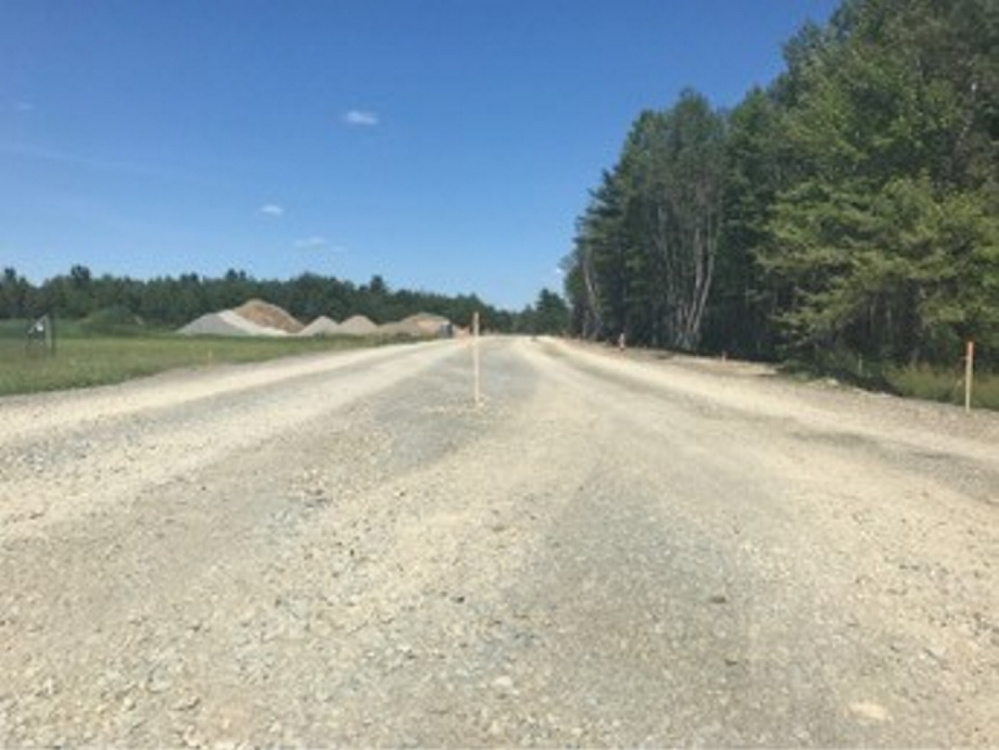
[472,311,481,407]
[965,340,975,413]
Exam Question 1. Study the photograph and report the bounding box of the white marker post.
[965,340,975,413]
[472,311,482,407]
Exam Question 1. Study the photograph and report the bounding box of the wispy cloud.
[260,203,284,217]
[294,236,329,249]
[0,141,205,182]
[342,109,379,127]
[294,236,346,253]
[13,101,35,114]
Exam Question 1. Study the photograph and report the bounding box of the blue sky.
[1,0,839,310]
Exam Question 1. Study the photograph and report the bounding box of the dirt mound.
[232,299,303,334]
[339,315,378,336]
[299,316,341,337]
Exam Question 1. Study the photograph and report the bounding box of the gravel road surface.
[1,336,996,746]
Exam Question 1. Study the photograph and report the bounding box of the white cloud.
[342,109,379,127]
[294,236,329,249]
[260,203,284,217]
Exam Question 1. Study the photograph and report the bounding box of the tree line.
[0,265,540,333]
[563,0,997,371]
[0,265,576,335]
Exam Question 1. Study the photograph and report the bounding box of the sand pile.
[178,310,289,337]
[299,316,341,337]
[379,312,450,337]
[232,299,303,334]
[180,303,450,339]
[338,315,378,336]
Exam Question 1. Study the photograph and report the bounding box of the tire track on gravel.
[0,336,995,746]
[0,341,460,537]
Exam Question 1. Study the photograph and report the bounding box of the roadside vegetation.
[562,0,997,404]
[883,366,999,410]
[779,349,999,410]
[0,318,394,397]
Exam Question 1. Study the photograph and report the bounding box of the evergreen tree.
[761,0,998,365]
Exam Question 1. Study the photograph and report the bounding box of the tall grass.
[885,364,999,411]
[779,343,998,411]
[0,320,394,396]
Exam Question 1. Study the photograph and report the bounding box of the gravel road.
[1,336,996,746]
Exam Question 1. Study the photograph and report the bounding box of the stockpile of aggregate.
[180,304,453,339]
[338,315,379,336]
[232,299,304,334]
[299,316,342,337]
[178,310,289,337]
[379,312,450,338]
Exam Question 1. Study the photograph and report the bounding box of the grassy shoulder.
[779,351,999,411]
[0,319,404,396]
[883,365,999,411]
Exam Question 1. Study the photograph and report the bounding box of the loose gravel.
[0,337,995,746]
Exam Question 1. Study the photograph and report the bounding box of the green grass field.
[0,319,394,396]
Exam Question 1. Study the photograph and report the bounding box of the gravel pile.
[181,305,451,339]
[299,316,342,337]
[232,299,304,334]
[177,310,289,337]
[380,312,450,338]
[338,315,379,336]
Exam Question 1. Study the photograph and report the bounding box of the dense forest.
[563,0,997,372]
[0,265,572,334]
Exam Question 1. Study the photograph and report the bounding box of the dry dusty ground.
[0,336,996,747]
